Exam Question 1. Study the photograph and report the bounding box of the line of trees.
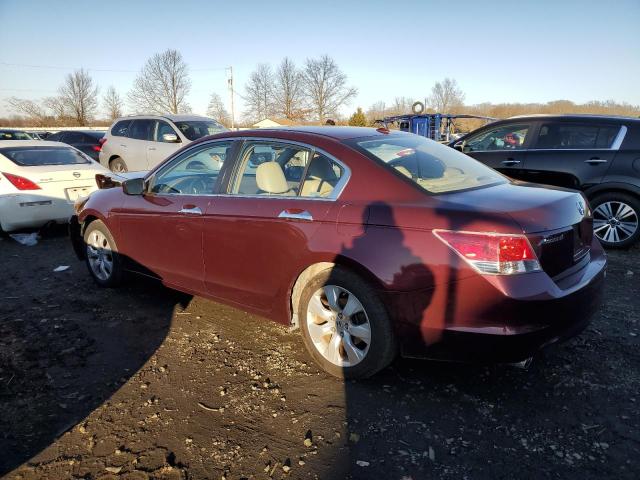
[243,55,357,123]
[5,49,194,126]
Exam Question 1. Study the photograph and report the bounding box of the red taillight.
[433,230,541,275]
[1,172,41,190]
[92,145,101,152]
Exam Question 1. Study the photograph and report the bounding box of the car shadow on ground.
[0,225,192,475]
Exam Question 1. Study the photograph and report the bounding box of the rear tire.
[109,157,128,173]
[83,220,124,287]
[591,192,640,249]
[298,267,396,379]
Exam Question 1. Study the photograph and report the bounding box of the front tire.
[591,192,640,248]
[298,267,396,379]
[83,220,124,287]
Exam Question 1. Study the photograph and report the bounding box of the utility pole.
[227,66,235,130]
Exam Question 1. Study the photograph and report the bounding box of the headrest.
[256,162,290,194]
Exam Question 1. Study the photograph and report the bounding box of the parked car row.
[0,140,108,232]
[71,126,606,379]
[450,115,640,248]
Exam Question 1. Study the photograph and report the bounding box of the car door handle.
[278,208,313,222]
[179,205,202,215]
[501,159,521,165]
[584,158,608,164]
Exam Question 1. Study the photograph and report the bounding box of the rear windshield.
[346,134,506,194]
[0,131,33,140]
[174,120,227,141]
[0,146,92,166]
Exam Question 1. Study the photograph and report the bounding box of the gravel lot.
[1,228,639,480]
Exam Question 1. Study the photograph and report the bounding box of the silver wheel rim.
[86,230,114,281]
[306,285,371,368]
[112,161,126,173]
[593,201,638,244]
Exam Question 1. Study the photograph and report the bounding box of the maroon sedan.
[71,127,606,378]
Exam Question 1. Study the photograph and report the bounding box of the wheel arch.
[584,182,640,201]
[288,255,386,328]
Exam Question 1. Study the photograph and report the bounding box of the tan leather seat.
[256,162,294,195]
[301,155,337,197]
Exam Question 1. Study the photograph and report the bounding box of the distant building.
[251,118,297,128]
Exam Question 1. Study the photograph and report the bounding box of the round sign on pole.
[412,101,425,114]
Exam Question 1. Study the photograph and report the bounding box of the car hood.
[434,181,588,233]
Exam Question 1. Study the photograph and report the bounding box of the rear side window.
[111,120,131,137]
[129,120,154,140]
[535,123,620,149]
[64,132,86,143]
[0,146,91,166]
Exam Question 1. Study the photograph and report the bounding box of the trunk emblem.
[577,201,585,216]
[73,172,81,178]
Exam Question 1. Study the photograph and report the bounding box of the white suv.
[99,114,227,172]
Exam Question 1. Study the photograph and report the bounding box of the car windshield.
[347,134,506,194]
[0,146,92,166]
[0,131,33,140]
[173,120,227,141]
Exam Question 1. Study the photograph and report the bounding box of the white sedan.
[0,140,110,231]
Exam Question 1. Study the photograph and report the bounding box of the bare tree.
[367,101,387,122]
[43,96,67,121]
[244,63,275,121]
[207,92,231,126]
[391,96,416,115]
[428,78,465,113]
[301,55,357,122]
[103,86,124,121]
[129,49,191,114]
[273,57,306,120]
[58,68,99,125]
[5,97,49,126]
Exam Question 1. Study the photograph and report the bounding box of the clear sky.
[0,0,638,119]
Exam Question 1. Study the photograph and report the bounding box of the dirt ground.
[0,227,639,480]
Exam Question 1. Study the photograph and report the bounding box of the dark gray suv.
[452,114,640,248]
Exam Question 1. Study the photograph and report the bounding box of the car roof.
[112,114,215,123]
[0,140,71,148]
[506,113,640,123]
[228,126,411,141]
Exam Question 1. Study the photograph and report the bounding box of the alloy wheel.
[306,285,372,367]
[593,201,639,244]
[86,230,114,281]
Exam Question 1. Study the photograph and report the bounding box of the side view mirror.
[122,177,145,195]
[162,133,180,143]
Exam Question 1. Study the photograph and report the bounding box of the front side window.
[129,120,154,141]
[155,121,179,143]
[173,120,227,141]
[0,146,92,166]
[534,123,620,149]
[149,141,233,195]
[464,123,530,152]
[347,134,506,194]
[232,142,310,196]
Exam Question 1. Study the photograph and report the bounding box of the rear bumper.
[391,239,607,363]
[0,194,74,231]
